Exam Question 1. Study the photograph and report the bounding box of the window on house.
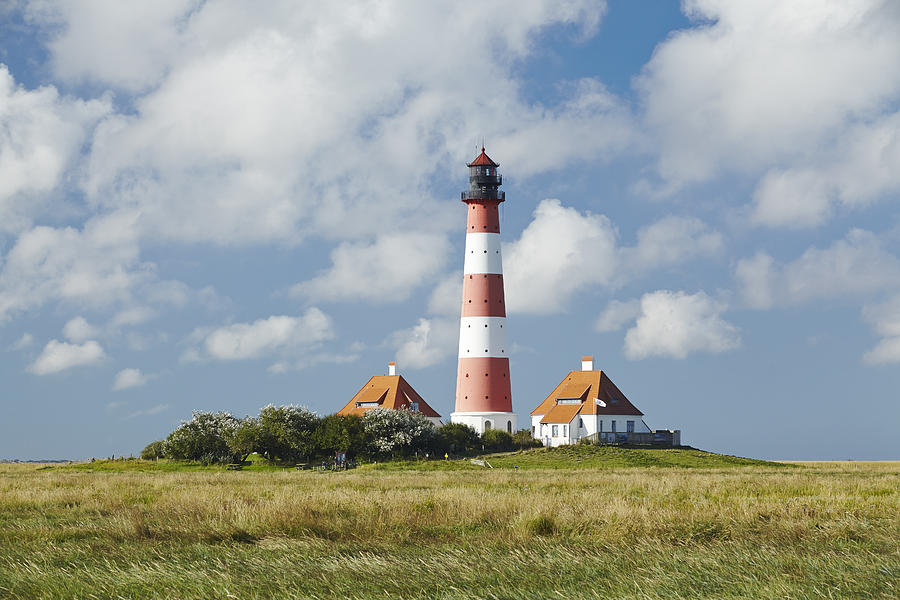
[552,425,558,436]
[627,420,635,433]
[599,420,603,432]
[507,421,512,434]
[409,401,419,412]
[563,425,568,437]
[578,418,584,428]
[611,420,617,433]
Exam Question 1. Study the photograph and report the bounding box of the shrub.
[362,407,436,458]
[227,418,261,462]
[513,428,543,449]
[435,422,481,455]
[482,429,514,452]
[312,414,366,459]
[140,440,166,460]
[165,411,240,464]
[257,405,319,462]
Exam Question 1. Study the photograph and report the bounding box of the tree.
[165,411,240,464]
[482,428,514,452]
[436,422,481,455]
[312,414,366,459]
[362,407,436,458]
[257,404,319,462]
[140,440,166,460]
[512,428,542,450]
[227,417,261,462]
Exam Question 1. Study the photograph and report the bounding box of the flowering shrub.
[362,407,436,458]
[165,411,240,464]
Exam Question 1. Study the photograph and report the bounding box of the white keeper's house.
[531,356,654,447]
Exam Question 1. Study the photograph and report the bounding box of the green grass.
[368,444,782,471]
[0,458,896,599]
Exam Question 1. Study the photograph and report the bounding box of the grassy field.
[0,447,896,599]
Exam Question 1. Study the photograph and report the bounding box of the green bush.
[482,429,514,452]
[140,440,166,460]
[436,422,481,455]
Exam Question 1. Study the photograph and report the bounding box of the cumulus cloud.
[27,0,199,93]
[62,316,100,343]
[623,290,740,360]
[11,332,34,350]
[186,308,334,362]
[595,299,640,333]
[502,200,724,314]
[622,216,724,272]
[112,368,152,391]
[735,229,900,309]
[752,113,900,228]
[387,317,459,370]
[27,1,628,249]
[0,66,110,234]
[292,233,451,304]
[637,0,900,190]
[862,294,900,364]
[28,339,106,374]
[503,199,618,314]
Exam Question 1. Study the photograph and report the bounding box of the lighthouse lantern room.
[451,147,517,435]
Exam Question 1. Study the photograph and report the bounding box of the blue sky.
[1,0,899,461]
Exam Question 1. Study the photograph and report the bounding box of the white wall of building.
[531,411,651,446]
[452,411,517,435]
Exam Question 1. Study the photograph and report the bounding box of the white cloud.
[123,403,169,420]
[623,290,740,360]
[387,317,459,370]
[637,0,900,190]
[503,200,724,314]
[504,199,618,314]
[427,272,463,316]
[735,229,900,309]
[62,316,99,343]
[292,233,451,304]
[752,113,900,228]
[28,339,106,374]
[862,294,900,364]
[0,65,110,234]
[595,299,640,333]
[188,308,334,362]
[40,1,627,249]
[112,368,152,391]
[11,332,34,350]
[622,216,724,272]
[27,0,199,93]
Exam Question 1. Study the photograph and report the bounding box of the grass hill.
[368,444,783,471]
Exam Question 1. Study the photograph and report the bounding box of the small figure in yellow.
[444,453,449,460]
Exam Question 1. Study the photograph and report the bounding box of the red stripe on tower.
[451,147,517,435]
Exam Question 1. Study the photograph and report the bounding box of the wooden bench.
[225,463,243,471]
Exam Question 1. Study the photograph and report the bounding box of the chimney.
[581,355,593,371]
[388,361,396,376]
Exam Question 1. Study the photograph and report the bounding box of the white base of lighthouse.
[451,411,517,435]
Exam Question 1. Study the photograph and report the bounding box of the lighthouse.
[451,147,517,435]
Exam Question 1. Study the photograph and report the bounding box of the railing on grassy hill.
[579,429,681,446]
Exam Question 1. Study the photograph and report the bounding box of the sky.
[1,0,899,461]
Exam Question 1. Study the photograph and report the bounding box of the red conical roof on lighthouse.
[468,146,499,167]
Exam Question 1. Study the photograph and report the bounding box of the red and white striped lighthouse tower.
[451,147,516,435]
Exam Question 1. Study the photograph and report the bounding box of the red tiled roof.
[337,375,441,418]
[531,370,643,417]
[468,147,499,167]
[540,402,583,424]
